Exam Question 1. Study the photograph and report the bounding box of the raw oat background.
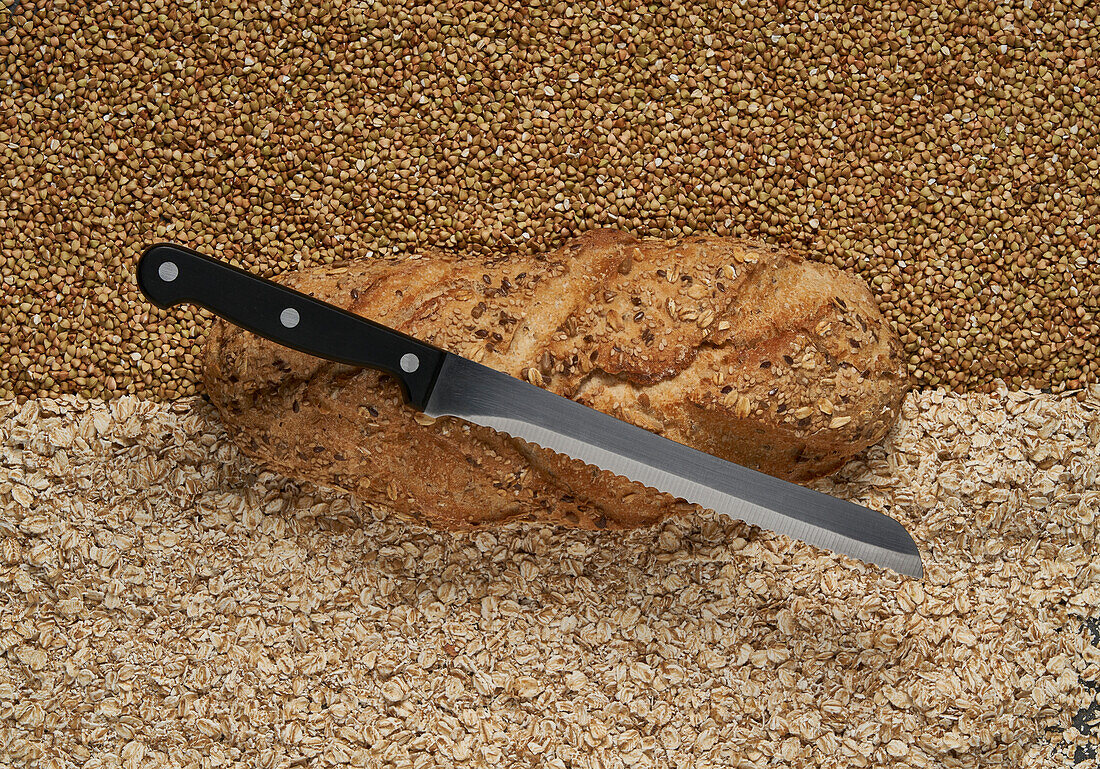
[2,0,1100,399]
[1,388,1099,767]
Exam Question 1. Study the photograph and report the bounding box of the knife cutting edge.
[136,243,923,577]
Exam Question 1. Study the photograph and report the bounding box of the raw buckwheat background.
[1,0,1099,399]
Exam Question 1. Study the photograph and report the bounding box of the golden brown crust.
[203,229,909,530]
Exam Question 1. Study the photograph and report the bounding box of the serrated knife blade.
[137,242,923,577]
[424,355,921,576]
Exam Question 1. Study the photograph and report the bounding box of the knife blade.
[137,243,922,576]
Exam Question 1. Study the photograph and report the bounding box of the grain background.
[2,0,1100,765]
[1,390,1099,767]
[1,0,1099,399]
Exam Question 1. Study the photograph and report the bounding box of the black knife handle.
[136,243,447,409]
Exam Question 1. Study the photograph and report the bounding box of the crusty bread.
[203,229,909,530]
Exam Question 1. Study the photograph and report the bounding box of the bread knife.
[136,243,923,577]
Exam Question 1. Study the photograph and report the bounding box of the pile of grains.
[1,387,1098,767]
[2,0,1099,401]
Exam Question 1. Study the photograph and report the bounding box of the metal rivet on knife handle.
[279,308,300,329]
[157,261,178,282]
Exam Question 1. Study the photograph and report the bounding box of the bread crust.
[203,230,909,530]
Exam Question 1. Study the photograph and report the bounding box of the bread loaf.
[204,229,909,530]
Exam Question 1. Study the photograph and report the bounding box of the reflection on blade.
[424,354,922,577]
